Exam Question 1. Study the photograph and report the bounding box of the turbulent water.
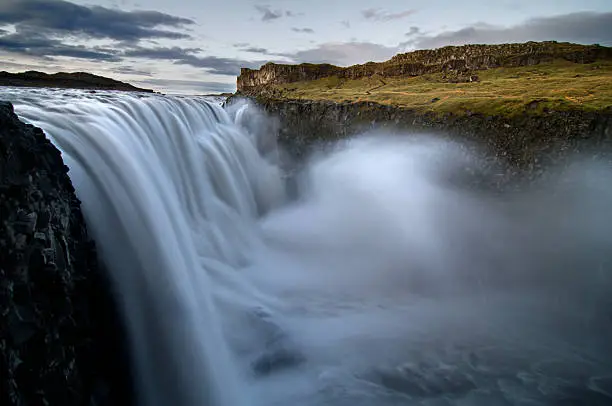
[5,88,612,406]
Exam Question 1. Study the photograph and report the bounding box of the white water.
[5,88,612,406]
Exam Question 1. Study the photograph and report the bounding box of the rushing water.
[5,88,612,406]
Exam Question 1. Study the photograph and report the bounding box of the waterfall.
[10,91,285,406]
[8,88,612,406]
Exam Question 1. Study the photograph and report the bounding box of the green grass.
[266,60,612,117]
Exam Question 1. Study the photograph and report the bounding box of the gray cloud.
[0,1,274,79]
[254,5,283,22]
[0,0,198,65]
[136,78,235,94]
[0,0,195,42]
[125,46,264,75]
[242,47,269,53]
[232,43,272,54]
[291,28,315,34]
[175,56,264,75]
[124,46,202,60]
[113,66,153,77]
[406,12,612,49]
[405,26,420,37]
[1,29,264,77]
[362,8,416,22]
[254,5,301,22]
[279,41,399,66]
[0,30,121,61]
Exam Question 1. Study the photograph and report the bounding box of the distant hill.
[0,71,154,93]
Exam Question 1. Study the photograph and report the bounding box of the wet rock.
[231,96,612,187]
[252,346,305,376]
[0,101,133,406]
[247,307,305,376]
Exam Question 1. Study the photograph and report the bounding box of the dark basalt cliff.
[229,96,612,186]
[238,41,612,92]
[0,71,153,93]
[0,102,132,406]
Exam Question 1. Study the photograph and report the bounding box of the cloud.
[291,27,315,34]
[124,46,264,75]
[113,66,153,77]
[0,0,198,65]
[0,58,68,71]
[0,1,275,81]
[406,12,612,49]
[280,41,399,66]
[123,46,202,60]
[232,44,270,53]
[136,78,235,94]
[242,47,270,53]
[341,20,351,29]
[362,8,416,22]
[0,30,121,61]
[254,5,283,22]
[174,56,264,75]
[0,0,195,42]
[405,26,420,37]
[253,5,301,22]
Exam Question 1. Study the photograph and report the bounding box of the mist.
[9,91,612,406]
[242,132,612,405]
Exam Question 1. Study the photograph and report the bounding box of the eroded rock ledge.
[0,102,132,406]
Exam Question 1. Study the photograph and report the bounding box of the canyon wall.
[229,96,612,187]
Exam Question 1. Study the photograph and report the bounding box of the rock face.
[234,97,612,183]
[237,41,612,92]
[0,102,132,405]
[0,71,154,93]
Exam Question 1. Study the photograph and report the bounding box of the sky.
[0,0,611,94]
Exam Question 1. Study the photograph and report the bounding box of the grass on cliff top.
[266,60,612,117]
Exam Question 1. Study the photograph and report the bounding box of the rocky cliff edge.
[238,41,612,91]
[0,102,132,406]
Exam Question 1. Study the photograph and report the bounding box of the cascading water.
[6,88,612,406]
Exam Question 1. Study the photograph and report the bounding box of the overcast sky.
[1,0,611,94]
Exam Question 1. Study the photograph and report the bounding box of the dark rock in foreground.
[0,71,153,93]
[0,102,133,405]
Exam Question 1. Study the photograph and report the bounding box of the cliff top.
[0,70,154,93]
[237,41,612,117]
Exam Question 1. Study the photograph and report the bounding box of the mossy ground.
[266,60,612,117]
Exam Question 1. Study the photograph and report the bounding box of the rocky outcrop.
[0,71,154,93]
[0,102,132,406]
[237,41,612,92]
